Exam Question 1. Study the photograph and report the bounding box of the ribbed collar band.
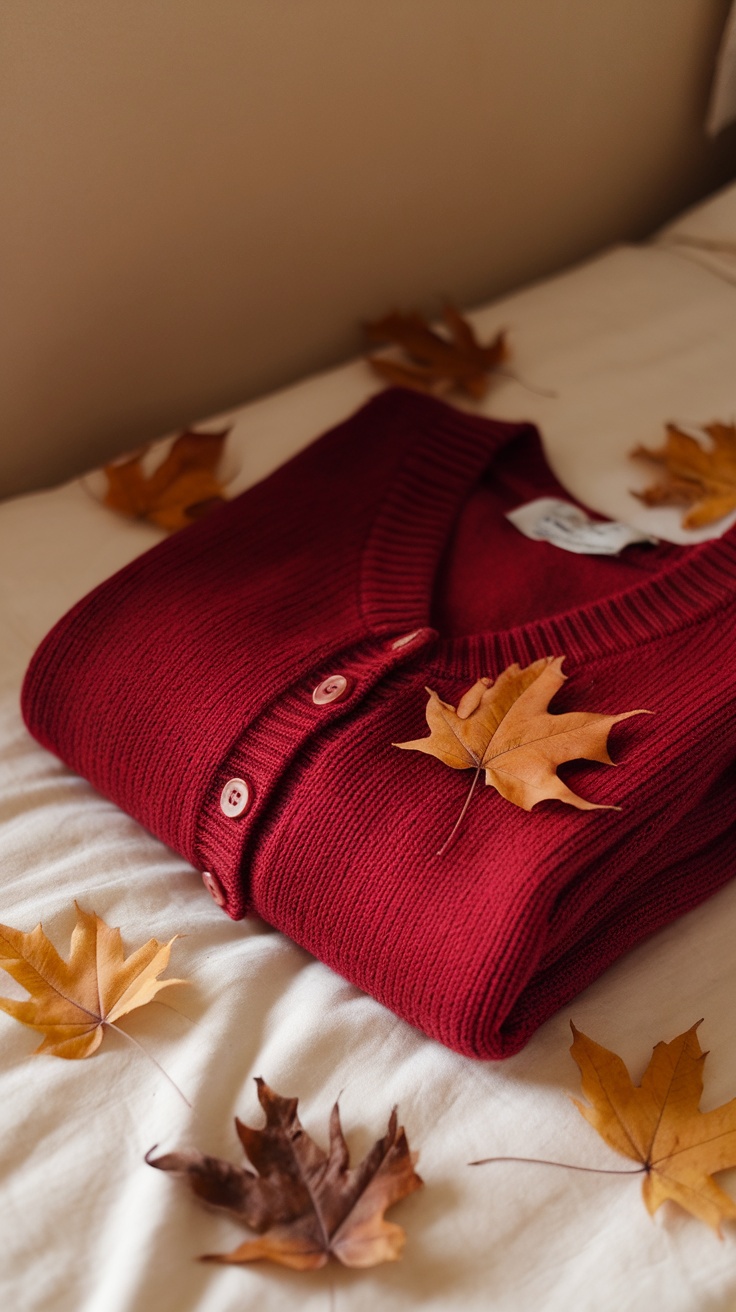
[360,391,736,675]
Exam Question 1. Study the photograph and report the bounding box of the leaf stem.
[469,1154,645,1175]
[437,763,482,856]
[106,1021,191,1108]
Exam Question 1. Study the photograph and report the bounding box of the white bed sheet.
[657,176,736,285]
[3,190,736,1312]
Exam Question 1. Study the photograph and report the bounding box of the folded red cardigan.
[22,390,736,1057]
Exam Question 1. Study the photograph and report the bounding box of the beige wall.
[1,0,735,499]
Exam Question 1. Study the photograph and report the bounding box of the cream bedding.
[659,176,736,285]
[3,190,736,1312]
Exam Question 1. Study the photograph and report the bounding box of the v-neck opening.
[359,389,736,674]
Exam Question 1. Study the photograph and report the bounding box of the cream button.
[220,777,251,817]
[202,870,226,907]
[391,629,423,650]
[312,674,350,705]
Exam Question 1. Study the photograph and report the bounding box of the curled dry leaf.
[0,903,184,1058]
[104,428,230,532]
[365,303,508,399]
[632,421,736,528]
[395,657,648,851]
[571,1021,736,1232]
[147,1078,423,1270]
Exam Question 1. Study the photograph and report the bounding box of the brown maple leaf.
[571,1021,736,1232]
[364,302,507,399]
[395,657,648,850]
[632,421,736,528]
[0,903,184,1058]
[147,1079,423,1270]
[104,428,230,532]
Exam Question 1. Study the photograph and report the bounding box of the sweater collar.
[359,390,736,674]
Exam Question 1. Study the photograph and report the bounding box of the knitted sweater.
[21,389,736,1057]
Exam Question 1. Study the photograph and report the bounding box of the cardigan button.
[202,870,226,907]
[312,674,350,705]
[220,777,251,817]
[391,629,423,650]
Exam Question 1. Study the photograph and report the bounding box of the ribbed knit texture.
[21,389,736,1057]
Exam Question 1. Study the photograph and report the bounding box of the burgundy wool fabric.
[21,389,736,1058]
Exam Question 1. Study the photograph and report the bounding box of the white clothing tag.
[506,497,658,556]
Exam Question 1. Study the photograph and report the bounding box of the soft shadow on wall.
[1,0,735,499]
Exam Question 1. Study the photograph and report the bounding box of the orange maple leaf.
[365,303,507,399]
[395,657,648,850]
[632,421,736,528]
[148,1079,423,1270]
[0,903,184,1058]
[104,428,230,532]
[571,1021,736,1232]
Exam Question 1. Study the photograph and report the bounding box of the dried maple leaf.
[395,657,647,850]
[364,303,507,399]
[104,427,230,531]
[632,421,736,528]
[147,1078,423,1270]
[571,1021,736,1232]
[0,902,184,1058]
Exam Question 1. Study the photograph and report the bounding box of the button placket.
[202,778,252,913]
[199,630,438,917]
